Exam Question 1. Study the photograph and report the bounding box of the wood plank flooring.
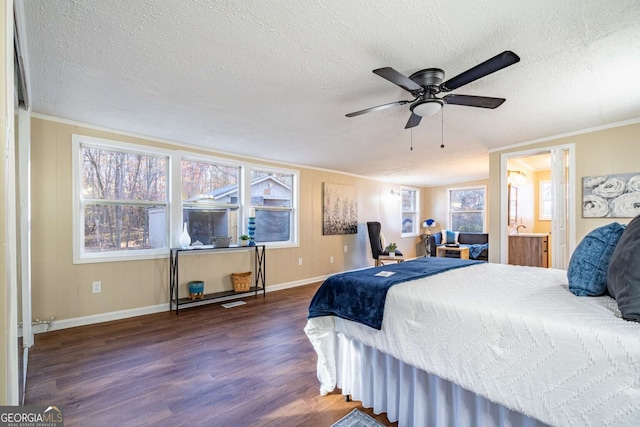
[25,283,397,427]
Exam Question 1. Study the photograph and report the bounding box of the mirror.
[508,184,518,226]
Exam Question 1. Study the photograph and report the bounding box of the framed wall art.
[583,172,640,218]
[323,183,358,235]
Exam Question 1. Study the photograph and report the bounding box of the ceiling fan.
[346,51,520,129]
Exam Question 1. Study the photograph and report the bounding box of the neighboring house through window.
[447,186,486,232]
[249,169,296,244]
[180,159,241,245]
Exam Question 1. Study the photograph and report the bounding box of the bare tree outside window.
[82,146,168,252]
[448,187,485,232]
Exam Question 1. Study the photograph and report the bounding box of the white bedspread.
[305,262,640,427]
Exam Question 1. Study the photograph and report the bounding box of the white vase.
[179,222,191,248]
[388,252,395,258]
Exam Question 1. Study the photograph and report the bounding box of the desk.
[436,246,469,260]
[376,255,405,267]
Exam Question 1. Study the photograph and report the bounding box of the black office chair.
[366,221,403,266]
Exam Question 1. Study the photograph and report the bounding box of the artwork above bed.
[583,172,640,218]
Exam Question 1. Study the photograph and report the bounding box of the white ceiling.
[21,0,640,186]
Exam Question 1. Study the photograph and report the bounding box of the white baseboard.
[30,276,330,334]
[265,275,330,293]
[31,303,169,334]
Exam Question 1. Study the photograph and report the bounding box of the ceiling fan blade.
[404,113,422,129]
[443,94,506,109]
[373,67,423,93]
[440,51,520,92]
[345,100,411,117]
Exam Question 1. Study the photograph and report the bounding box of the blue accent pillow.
[567,222,625,296]
[607,214,640,321]
[442,230,459,244]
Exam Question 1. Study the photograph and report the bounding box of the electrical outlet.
[330,256,334,264]
[298,258,303,266]
[92,281,101,293]
[344,245,348,253]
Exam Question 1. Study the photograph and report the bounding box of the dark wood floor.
[25,283,397,427]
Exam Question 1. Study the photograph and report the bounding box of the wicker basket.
[231,271,252,292]
[213,236,232,248]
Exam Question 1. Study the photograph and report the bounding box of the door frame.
[499,143,576,267]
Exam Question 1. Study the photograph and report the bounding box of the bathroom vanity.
[508,233,549,268]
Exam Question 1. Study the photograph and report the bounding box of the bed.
[304,258,640,426]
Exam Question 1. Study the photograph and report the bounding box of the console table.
[169,245,266,315]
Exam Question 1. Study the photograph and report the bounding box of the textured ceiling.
[21,0,640,186]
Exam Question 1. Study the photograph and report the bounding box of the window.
[401,188,419,236]
[73,135,300,263]
[447,186,486,232]
[181,159,240,245]
[249,169,296,244]
[73,136,169,263]
[539,180,552,220]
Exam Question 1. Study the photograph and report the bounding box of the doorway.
[500,144,576,268]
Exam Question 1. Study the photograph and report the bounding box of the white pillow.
[441,230,460,244]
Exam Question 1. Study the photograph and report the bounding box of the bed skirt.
[335,333,549,427]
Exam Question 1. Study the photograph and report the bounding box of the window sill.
[73,250,168,265]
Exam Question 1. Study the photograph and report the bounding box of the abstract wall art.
[323,183,358,235]
[583,172,640,218]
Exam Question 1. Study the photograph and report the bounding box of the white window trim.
[446,185,487,232]
[401,186,420,238]
[245,164,300,248]
[72,135,173,264]
[73,136,301,264]
[178,153,243,246]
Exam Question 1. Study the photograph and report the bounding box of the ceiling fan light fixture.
[411,99,444,117]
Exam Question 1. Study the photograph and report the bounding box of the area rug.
[331,408,386,427]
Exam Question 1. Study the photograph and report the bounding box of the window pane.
[250,171,293,207]
[181,160,239,203]
[402,190,416,211]
[84,204,167,251]
[82,146,166,201]
[402,213,415,233]
[183,208,239,245]
[401,189,417,234]
[255,210,291,242]
[450,188,485,212]
[451,212,484,232]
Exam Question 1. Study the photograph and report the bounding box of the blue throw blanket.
[469,243,489,259]
[308,257,482,330]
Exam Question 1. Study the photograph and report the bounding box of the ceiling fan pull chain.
[410,128,413,151]
[441,109,445,149]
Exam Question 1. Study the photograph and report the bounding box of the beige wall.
[424,178,490,232]
[489,121,640,263]
[30,117,426,321]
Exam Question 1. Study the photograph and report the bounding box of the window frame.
[73,135,301,264]
[446,185,487,232]
[179,154,243,246]
[401,186,420,237]
[72,135,172,264]
[245,165,299,247]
